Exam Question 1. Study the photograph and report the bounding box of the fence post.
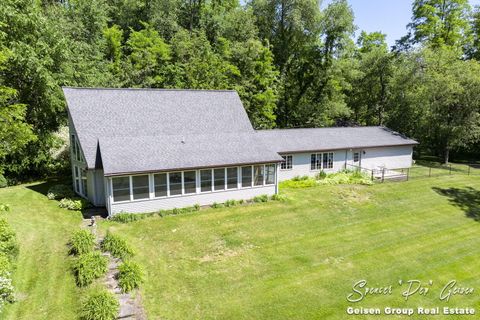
[429,167,432,177]
[449,164,452,175]
[371,170,374,181]
[406,168,409,181]
[382,168,385,183]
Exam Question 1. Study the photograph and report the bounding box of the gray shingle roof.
[63,87,281,174]
[256,127,418,153]
[99,133,283,176]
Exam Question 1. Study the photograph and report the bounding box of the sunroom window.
[112,177,130,202]
[214,168,225,191]
[254,165,264,186]
[227,167,238,189]
[200,169,212,192]
[184,171,197,194]
[265,164,275,185]
[241,166,252,188]
[169,172,182,196]
[154,173,167,197]
[132,175,149,200]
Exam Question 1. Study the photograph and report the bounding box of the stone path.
[83,216,147,320]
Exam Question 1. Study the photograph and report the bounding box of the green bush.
[0,276,15,304]
[0,175,7,188]
[117,261,143,293]
[59,198,91,211]
[317,170,373,186]
[0,204,9,213]
[224,199,237,207]
[72,251,108,287]
[193,203,200,211]
[69,230,96,255]
[80,289,119,320]
[101,232,134,260]
[0,218,19,261]
[271,194,287,201]
[110,212,145,223]
[0,254,12,277]
[279,177,318,188]
[316,170,327,180]
[211,202,223,209]
[253,194,269,203]
[47,184,74,200]
[292,175,309,181]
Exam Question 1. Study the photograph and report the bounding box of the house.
[63,87,418,215]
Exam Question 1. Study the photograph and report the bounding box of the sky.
[322,0,480,47]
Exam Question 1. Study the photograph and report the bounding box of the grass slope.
[0,182,81,319]
[102,175,480,319]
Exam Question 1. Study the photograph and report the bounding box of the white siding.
[360,146,413,170]
[277,151,346,181]
[109,184,275,214]
[87,169,106,206]
[277,146,413,181]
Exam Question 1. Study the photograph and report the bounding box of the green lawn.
[1,175,480,319]
[0,182,81,319]
[101,175,480,319]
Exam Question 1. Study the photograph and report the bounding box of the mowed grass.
[101,175,480,319]
[0,182,81,319]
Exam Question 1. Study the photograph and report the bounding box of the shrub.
[292,175,309,181]
[80,289,119,320]
[101,232,134,260]
[211,202,223,209]
[0,204,9,213]
[0,175,7,188]
[0,254,11,278]
[271,194,287,201]
[47,184,74,200]
[0,218,19,261]
[316,170,327,180]
[224,199,237,207]
[69,230,96,255]
[117,261,143,293]
[110,212,144,223]
[253,194,269,203]
[72,251,108,287]
[59,198,91,211]
[279,177,318,188]
[317,170,373,186]
[0,276,15,304]
[193,203,200,211]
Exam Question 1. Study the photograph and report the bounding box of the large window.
[184,171,197,194]
[254,165,264,186]
[112,177,130,202]
[265,164,275,185]
[227,167,238,189]
[241,166,252,188]
[80,168,88,197]
[71,134,83,162]
[132,175,149,200]
[200,170,212,192]
[154,173,167,197]
[169,172,182,195]
[311,152,334,170]
[214,168,225,191]
[74,166,80,193]
[280,155,292,170]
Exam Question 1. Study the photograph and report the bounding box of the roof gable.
[64,88,257,169]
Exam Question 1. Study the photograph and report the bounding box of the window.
[132,175,149,200]
[184,171,197,194]
[200,169,212,192]
[154,173,167,197]
[71,135,77,160]
[112,177,130,202]
[324,152,333,169]
[241,166,252,188]
[265,164,276,185]
[353,152,360,162]
[280,155,292,170]
[169,172,182,195]
[80,168,88,197]
[214,168,225,191]
[74,166,80,193]
[254,165,264,186]
[227,167,238,189]
[311,153,322,170]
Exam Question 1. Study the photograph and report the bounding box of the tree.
[407,0,472,48]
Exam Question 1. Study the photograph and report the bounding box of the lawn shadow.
[432,186,480,221]
[26,179,108,219]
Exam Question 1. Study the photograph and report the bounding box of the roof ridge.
[62,86,237,93]
[256,126,383,132]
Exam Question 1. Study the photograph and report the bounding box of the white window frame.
[311,152,334,171]
[280,155,293,170]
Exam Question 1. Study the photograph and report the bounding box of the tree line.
[1,0,480,182]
